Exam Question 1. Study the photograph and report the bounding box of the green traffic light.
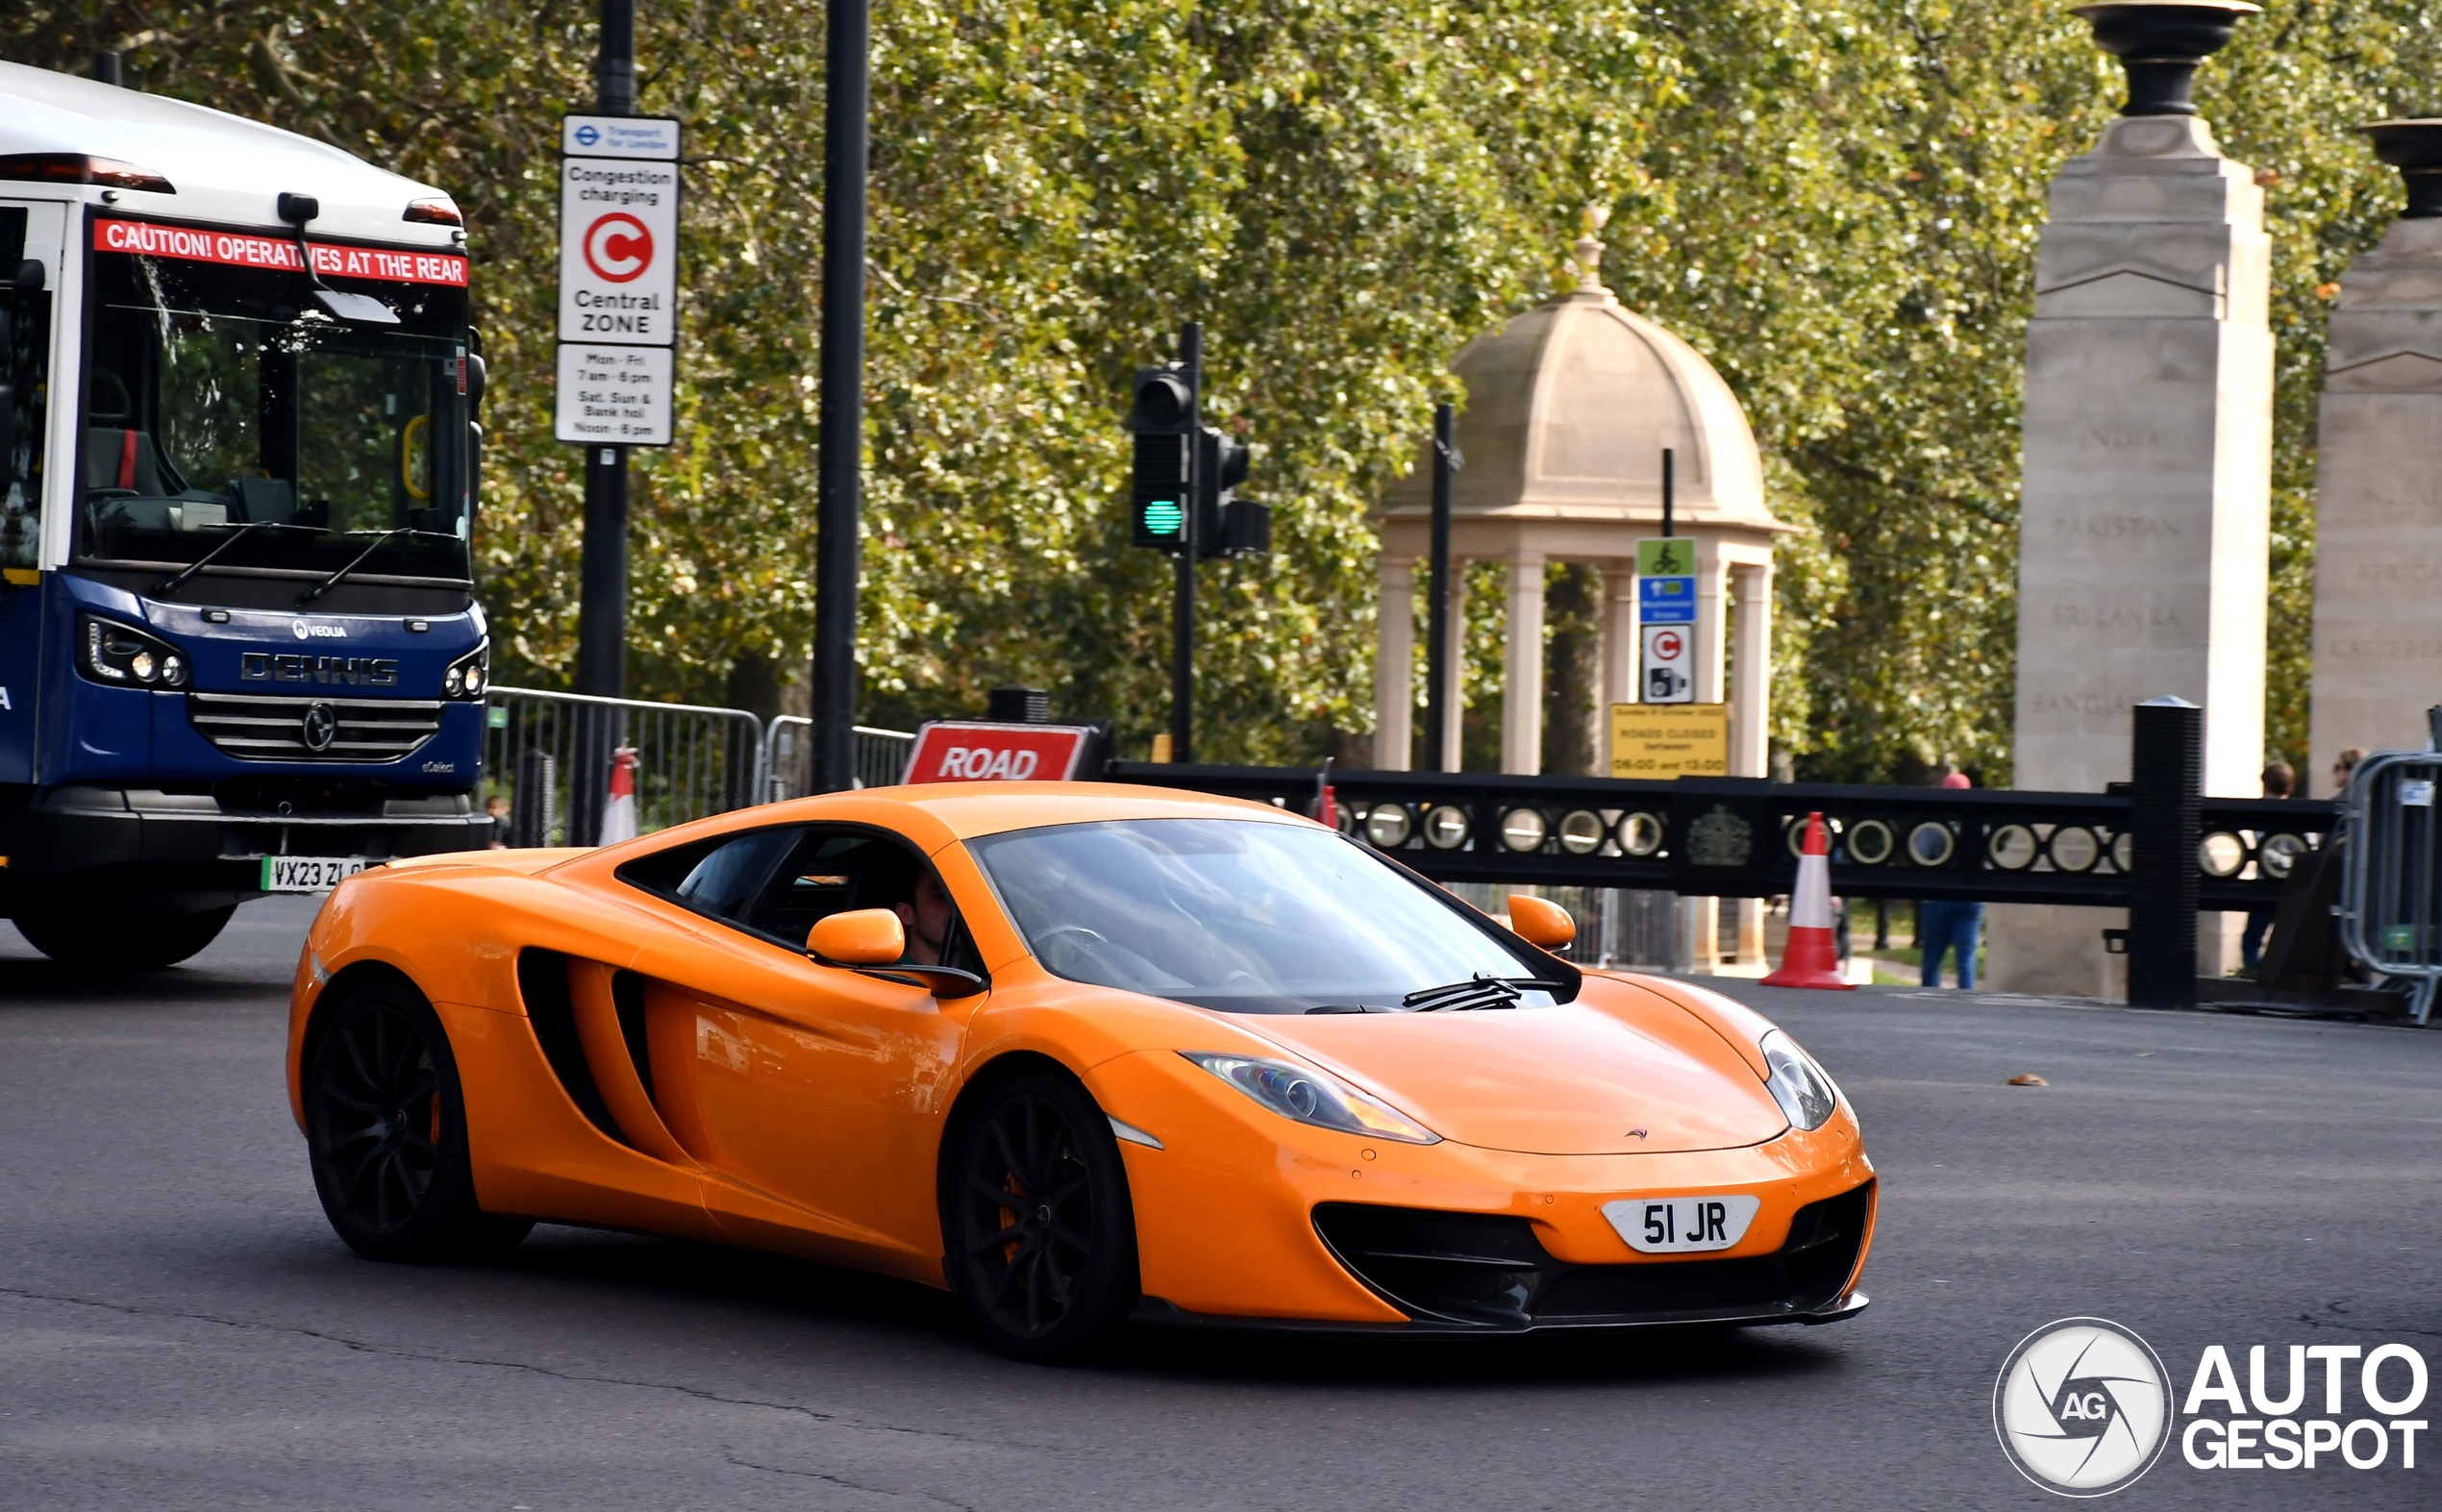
[1143,499,1184,536]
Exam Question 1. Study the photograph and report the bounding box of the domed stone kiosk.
[1375,215,1789,776]
[1373,215,1791,968]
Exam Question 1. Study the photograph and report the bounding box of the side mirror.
[810,907,905,965]
[1507,893,1577,950]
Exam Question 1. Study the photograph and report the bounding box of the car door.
[618,822,984,1271]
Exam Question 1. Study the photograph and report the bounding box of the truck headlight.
[77,614,188,688]
[1182,1052,1440,1144]
[442,641,489,700]
[1759,1029,1840,1131]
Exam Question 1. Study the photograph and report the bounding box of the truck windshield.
[75,235,471,593]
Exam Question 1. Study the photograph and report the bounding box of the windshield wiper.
[154,520,322,598]
[296,527,460,605]
[1402,973,1567,1012]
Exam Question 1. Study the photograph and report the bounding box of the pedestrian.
[486,793,511,848]
[2240,760,2294,973]
[1918,769,1984,989]
[2330,747,2366,798]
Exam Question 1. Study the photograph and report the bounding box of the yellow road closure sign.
[1609,704,1730,778]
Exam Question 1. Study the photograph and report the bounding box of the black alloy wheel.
[304,982,532,1263]
[948,1068,1139,1362]
[12,903,236,970]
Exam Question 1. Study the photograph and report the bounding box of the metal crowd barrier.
[484,687,764,846]
[761,715,915,800]
[2340,748,2442,1024]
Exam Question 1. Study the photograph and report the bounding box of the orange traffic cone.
[599,746,639,845]
[1762,811,1855,990]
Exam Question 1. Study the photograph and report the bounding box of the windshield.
[968,819,1563,1014]
[74,230,472,595]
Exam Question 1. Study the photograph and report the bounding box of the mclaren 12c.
[286,783,1876,1360]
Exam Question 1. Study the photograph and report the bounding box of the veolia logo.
[1995,1318,2175,1497]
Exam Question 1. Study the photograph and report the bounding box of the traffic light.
[1196,425,1267,559]
[1128,366,1195,552]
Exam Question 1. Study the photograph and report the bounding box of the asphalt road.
[2,897,2437,1511]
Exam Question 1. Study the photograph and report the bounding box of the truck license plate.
[1601,1194,1763,1254]
[261,855,367,894]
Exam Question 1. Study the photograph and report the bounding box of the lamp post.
[811,0,870,791]
[570,0,636,845]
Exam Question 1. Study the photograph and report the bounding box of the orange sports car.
[286,783,1875,1360]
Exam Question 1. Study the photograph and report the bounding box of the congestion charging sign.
[554,114,681,447]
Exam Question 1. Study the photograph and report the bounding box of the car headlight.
[1182,1052,1440,1145]
[442,641,489,700]
[77,614,189,688]
[1759,1029,1840,1131]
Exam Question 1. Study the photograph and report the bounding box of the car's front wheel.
[304,980,532,1263]
[946,1067,1139,1362]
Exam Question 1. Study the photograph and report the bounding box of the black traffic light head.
[1194,426,1251,558]
[1128,365,1196,552]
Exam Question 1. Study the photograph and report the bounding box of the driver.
[892,871,956,967]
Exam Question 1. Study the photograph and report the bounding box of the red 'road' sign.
[902,723,1095,784]
[1651,630,1685,660]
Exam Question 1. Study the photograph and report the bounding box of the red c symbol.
[1653,630,1683,660]
[583,212,654,283]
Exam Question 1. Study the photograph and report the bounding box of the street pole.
[811,0,869,792]
[1423,402,1454,773]
[571,0,635,844]
[1661,446,1675,537]
[1170,322,1202,764]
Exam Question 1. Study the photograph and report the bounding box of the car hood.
[1240,988,1789,1155]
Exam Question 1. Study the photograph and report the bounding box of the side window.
[746,829,985,975]
[620,823,984,977]
[1,204,52,571]
[615,825,802,923]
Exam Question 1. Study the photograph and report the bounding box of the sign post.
[554,113,680,447]
[1634,536,1697,704]
[1611,534,1729,779]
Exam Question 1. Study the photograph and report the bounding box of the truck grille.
[187,692,444,763]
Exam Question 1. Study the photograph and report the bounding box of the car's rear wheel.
[947,1068,1139,1362]
[304,980,532,1263]
[12,902,235,970]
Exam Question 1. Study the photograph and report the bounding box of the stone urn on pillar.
[2072,1,2259,118]
[1990,0,2272,997]
[2308,118,2442,777]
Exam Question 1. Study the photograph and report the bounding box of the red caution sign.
[94,219,469,286]
[903,723,1096,784]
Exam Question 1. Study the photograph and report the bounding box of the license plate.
[261,855,367,893]
[1602,1195,1763,1254]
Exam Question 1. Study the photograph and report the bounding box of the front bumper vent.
[187,691,443,763]
[1313,1181,1873,1330]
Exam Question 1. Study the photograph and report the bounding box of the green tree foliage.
[5,2,2436,776]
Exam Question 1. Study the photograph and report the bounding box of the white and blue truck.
[0,60,493,966]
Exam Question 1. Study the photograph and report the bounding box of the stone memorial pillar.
[1988,1,2271,996]
[2309,121,2442,788]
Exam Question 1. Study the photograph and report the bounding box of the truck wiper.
[154,520,323,598]
[296,527,460,605]
[1401,973,1566,1012]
